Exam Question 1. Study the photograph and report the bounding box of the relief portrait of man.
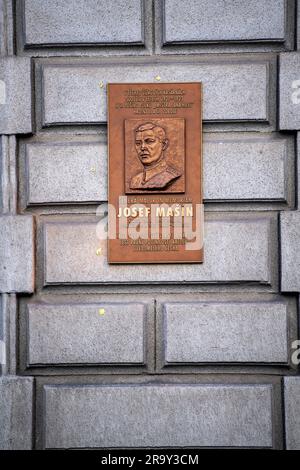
[129,122,182,190]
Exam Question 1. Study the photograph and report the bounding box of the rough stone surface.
[44,217,272,285]
[44,384,273,448]
[0,215,34,293]
[0,57,32,134]
[279,52,300,130]
[298,133,300,203]
[27,302,146,365]
[24,135,289,205]
[162,301,288,364]
[0,1,4,55]
[163,0,286,44]
[0,377,33,449]
[284,377,300,450]
[280,212,300,292]
[23,0,144,47]
[0,1,295,451]
[41,60,269,125]
[26,141,107,205]
[204,135,288,201]
[0,136,3,212]
[298,0,300,50]
[0,295,3,373]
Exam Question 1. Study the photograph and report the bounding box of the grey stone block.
[284,377,300,449]
[22,0,144,47]
[163,0,286,44]
[0,57,32,134]
[204,134,289,202]
[24,134,290,206]
[1,293,18,375]
[43,383,273,448]
[162,301,288,364]
[27,302,146,365]
[298,0,300,50]
[26,141,107,205]
[280,212,300,292]
[1,135,18,214]
[0,0,14,56]
[298,133,300,203]
[279,52,300,130]
[0,295,4,373]
[0,1,4,55]
[44,216,272,285]
[0,137,3,212]
[0,215,34,293]
[0,377,33,449]
[41,59,269,125]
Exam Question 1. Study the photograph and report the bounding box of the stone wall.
[0,0,300,449]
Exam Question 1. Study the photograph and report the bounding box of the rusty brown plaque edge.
[107,82,203,264]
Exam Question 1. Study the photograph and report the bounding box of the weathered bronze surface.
[107,82,203,264]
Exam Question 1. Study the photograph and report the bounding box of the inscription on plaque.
[107,83,203,263]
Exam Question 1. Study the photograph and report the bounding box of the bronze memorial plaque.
[107,82,203,264]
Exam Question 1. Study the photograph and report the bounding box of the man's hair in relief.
[135,122,166,142]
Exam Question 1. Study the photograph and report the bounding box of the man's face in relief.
[135,129,167,166]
